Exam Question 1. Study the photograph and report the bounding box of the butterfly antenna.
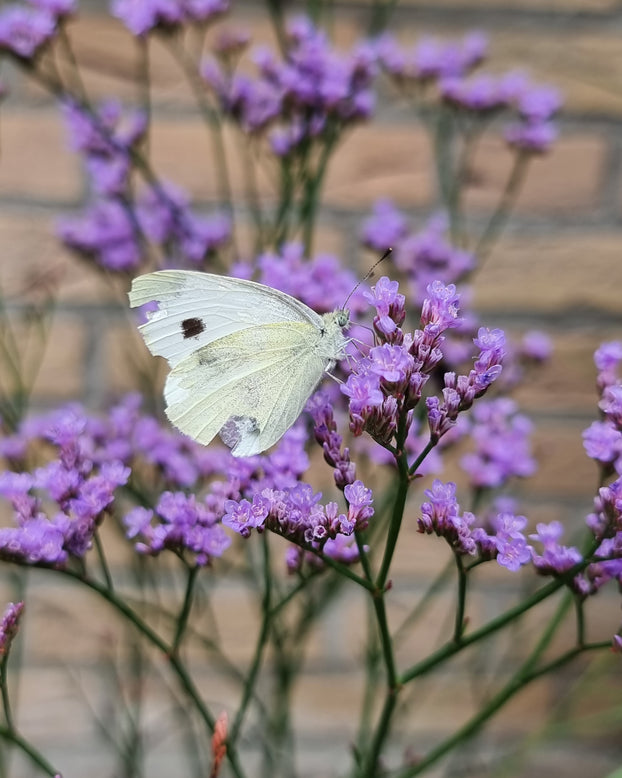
[342,247,392,310]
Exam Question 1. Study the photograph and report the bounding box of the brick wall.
[1,1,622,777]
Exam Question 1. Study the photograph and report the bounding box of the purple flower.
[30,0,76,17]
[521,331,552,362]
[505,120,557,154]
[306,392,357,489]
[361,199,408,251]
[368,344,414,385]
[493,513,531,571]
[58,200,142,271]
[460,399,536,489]
[0,4,55,59]
[111,0,184,36]
[222,496,269,537]
[518,84,562,121]
[0,601,24,657]
[529,520,583,577]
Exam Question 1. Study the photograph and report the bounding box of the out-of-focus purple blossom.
[394,215,475,302]
[111,0,184,36]
[252,242,367,315]
[518,84,562,121]
[361,199,409,252]
[521,331,552,362]
[505,120,557,154]
[595,341,622,389]
[125,491,231,565]
[440,73,508,113]
[460,399,536,489]
[0,601,24,657]
[376,31,487,83]
[600,384,622,428]
[182,0,228,23]
[612,634,622,653]
[57,199,142,271]
[583,421,622,473]
[0,4,56,59]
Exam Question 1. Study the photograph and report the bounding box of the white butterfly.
[128,270,350,457]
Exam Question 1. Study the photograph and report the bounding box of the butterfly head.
[335,309,350,329]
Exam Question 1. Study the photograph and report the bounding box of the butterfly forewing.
[129,270,324,369]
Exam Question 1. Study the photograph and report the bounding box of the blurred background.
[1,1,622,776]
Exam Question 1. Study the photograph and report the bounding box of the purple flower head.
[368,343,414,386]
[343,480,374,531]
[418,479,477,555]
[440,73,508,113]
[595,341,622,383]
[505,120,557,154]
[529,520,583,580]
[57,199,142,271]
[213,25,251,56]
[0,601,24,657]
[421,281,461,331]
[0,4,55,59]
[600,384,622,428]
[255,242,366,315]
[583,421,622,473]
[182,0,228,23]
[111,0,184,36]
[521,330,552,362]
[306,392,357,489]
[364,276,406,341]
[518,84,562,121]
[222,495,269,538]
[460,399,536,489]
[361,199,408,251]
[492,513,531,572]
[341,373,383,416]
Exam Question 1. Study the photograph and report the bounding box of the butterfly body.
[129,270,349,457]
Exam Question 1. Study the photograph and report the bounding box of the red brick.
[0,111,82,202]
[473,233,622,315]
[465,135,605,215]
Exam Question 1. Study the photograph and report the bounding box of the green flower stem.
[55,569,248,778]
[393,641,609,778]
[0,657,14,732]
[92,528,113,592]
[453,553,468,642]
[359,686,399,778]
[164,38,235,222]
[299,126,339,255]
[0,724,60,777]
[377,450,411,592]
[55,21,89,103]
[171,564,200,655]
[230,533,273,745]
[401,572,576,685]
[408,438,435,478]
[473,150,530,265]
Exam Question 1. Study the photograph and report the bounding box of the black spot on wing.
[181,317,206,339]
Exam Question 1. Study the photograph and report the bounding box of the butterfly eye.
[337,310,350,328]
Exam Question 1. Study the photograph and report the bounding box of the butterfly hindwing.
[163,322,330,456]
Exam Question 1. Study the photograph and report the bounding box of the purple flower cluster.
[460,398,536,489]
[111,0,228,37]
[417,479,531,571]
[375,31,487,83]
[202,15,376,152]
[375,31,560,154]
[124,491,230,566]
[340,276,504,460]
[306,392,356,489]
[234,242,366,316]
[584,477,622,591]
[0,1,70,61]
[58,102,230,272]
[583,342,622,476]
[0,409,131,565]
[0,600,24,657]
[222,479,373,571]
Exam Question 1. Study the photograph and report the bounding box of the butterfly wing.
[164,321,331,457]
[129,270,323,369]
